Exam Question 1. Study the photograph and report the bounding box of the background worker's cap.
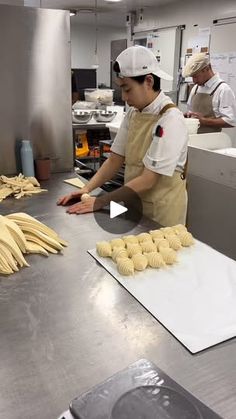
[182,53,210,77]
[116,45,173,81]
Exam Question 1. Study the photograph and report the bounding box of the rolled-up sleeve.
[110,109,132,156]
[216,86,236,126]
[143,110,188,176]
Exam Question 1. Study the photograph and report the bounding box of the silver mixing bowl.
[72,111,92,124]
[93,111,117,123]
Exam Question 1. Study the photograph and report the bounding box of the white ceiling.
[41,0,177,11]
[40,0,179,27]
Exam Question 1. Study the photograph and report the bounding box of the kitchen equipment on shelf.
[99,89,114,105]
[93,110,117,123]
[72,110,93,124]
[72,101,97,110]
[84,88,100,103]
[75,130,89,157]
[84,88,114,105]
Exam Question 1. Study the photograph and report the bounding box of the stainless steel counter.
[0,174,235,419]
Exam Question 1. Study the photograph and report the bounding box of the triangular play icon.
[110,201,128,219]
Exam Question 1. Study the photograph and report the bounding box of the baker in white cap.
[183,52,236,133]
[58,46,188,227]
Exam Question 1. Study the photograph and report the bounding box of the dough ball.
[159,248,177,265]
[146,252,165,268]
[110,238,125,250]
[117,257,134,276]
[96,241,112,257]
[178,232,194,247]
[160,226,175,237]
[81,193,90,202]
[126,243,142,257]
[122,235,139,245]
[173,224,187,234]
[149,229,164,239]
[140,241,156,253]
[154,238,170,251]
[132,253,148,271]
[112,247,128,262]
[136,232,152,243]
[165,234,182,251]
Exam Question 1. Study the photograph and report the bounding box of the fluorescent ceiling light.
[104,0,122,3]
[213,16,236,25]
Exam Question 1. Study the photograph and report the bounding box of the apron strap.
[194,85,198,95]
[210,81,225,96]
[158,103,176,116]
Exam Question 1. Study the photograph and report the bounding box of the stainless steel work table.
[0,173,235,419]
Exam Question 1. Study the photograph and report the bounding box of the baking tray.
[88,240,236,353]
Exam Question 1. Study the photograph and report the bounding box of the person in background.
[58,46,189,227]
[183,52,236,133]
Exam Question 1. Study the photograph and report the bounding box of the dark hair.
[113,61,161,91]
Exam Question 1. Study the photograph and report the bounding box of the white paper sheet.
[63,177,85,188]
[89,241,236,353]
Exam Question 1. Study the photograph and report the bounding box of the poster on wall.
[187,33,210,54]
[211,52,236,96]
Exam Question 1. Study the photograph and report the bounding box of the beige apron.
[191,82,225,133]
[124,104,187,227]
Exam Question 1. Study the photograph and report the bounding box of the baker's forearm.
[200,116,232,128]
[98,171,159,207]
[85,153,124,193]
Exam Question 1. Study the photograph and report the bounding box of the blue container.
[20,140,35,177]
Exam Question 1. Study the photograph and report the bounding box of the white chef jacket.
[187,74,236,126]
[111,91,188,177]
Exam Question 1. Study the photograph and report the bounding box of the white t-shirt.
[187,74,236,126]
[111,91,188,177]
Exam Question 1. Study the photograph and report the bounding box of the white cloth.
[111,91,188,177]
[187,74,236,126]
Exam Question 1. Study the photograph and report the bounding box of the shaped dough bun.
[149,229,164,239]
[136,232,152,243]
[159,248,177,264]
[117,257,134,276]
[96,241,112,257]
[110,238,125,250]
[160,226,175,237]
[140,241,156,253]
[146,251,165,268]
[178,232,194,247]
[112,247,128,262]
[154,238,170,251]
[132,253,148,271]
[122,235,139,245]
[165,234,182,251]
[126,243,142,257]
[173,224,187,234]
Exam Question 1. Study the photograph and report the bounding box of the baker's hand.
[66,196,103,214]
[188,111,203,119]
[57,190,84,206]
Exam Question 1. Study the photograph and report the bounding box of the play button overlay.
[110,201,128,219]
[93,186,143,234]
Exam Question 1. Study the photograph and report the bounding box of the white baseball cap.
[115,45,173,81]
[182,53,210,77]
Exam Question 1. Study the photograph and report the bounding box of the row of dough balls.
[96,224,194,276]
